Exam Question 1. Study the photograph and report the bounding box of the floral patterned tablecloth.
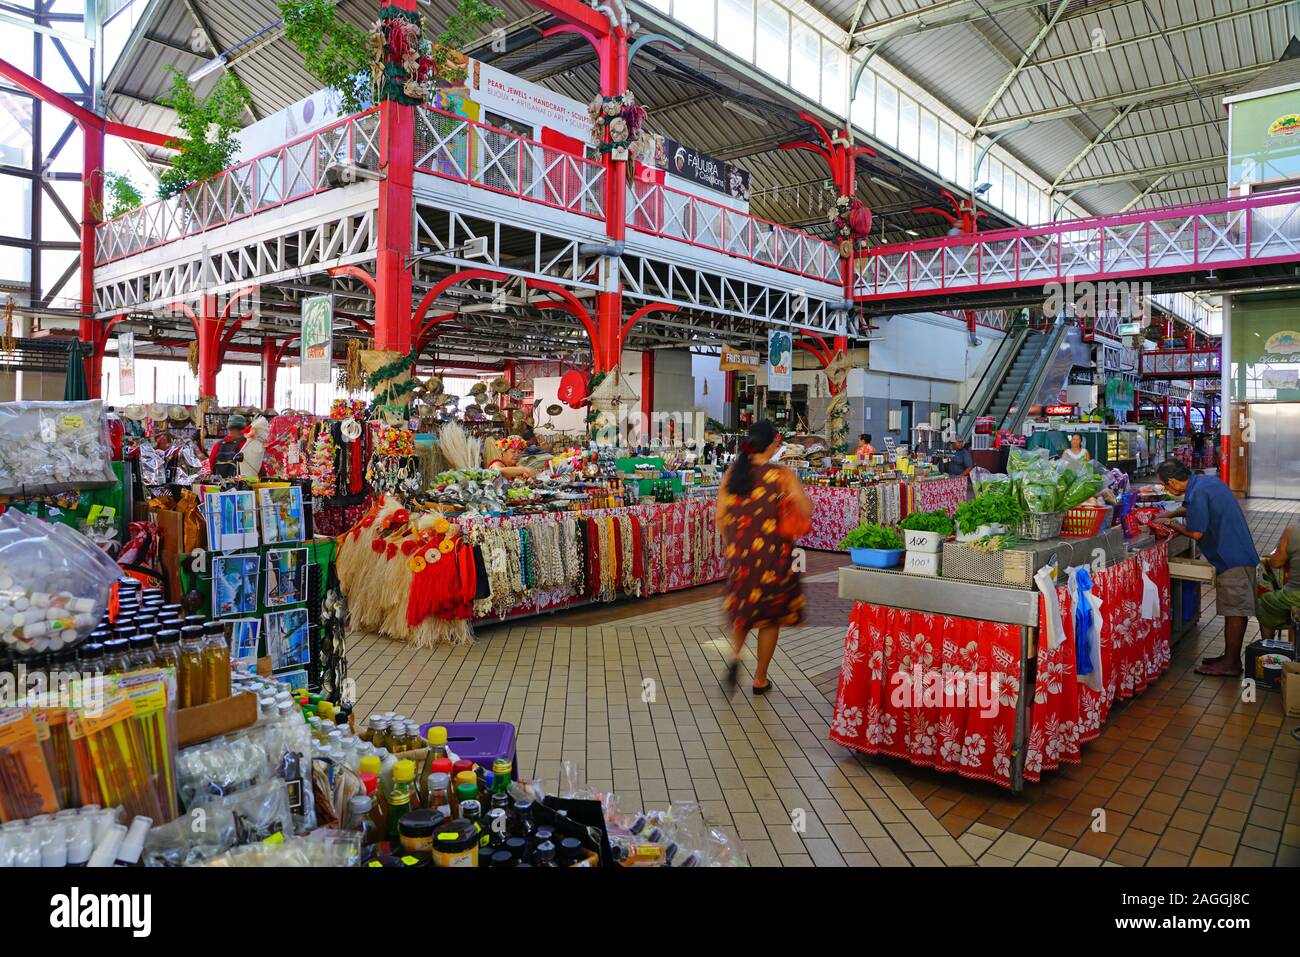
[913,475,970,516]
[799,486,861,552]
[827,544,1171,789]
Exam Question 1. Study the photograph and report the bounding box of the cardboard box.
[1282,662,1300,718]
[1168,557,1217,583]
[177,691,258,747]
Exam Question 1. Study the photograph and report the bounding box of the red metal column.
[261,338,279,409]
[80,125,105,396]
[640,349,654,442]
[373,0,417,352]
[595,27,628,372]
[198,293,221,399]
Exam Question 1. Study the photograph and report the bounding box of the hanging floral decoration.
[370,6,440,105]
[830,194,873,259]
[368,348,421,414]
[589,91,653,162]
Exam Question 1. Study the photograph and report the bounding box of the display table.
[827,542,1171,790]
[799,476,970,552]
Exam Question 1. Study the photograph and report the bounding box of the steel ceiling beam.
[1056,155,1225,190]
[1031,0,1297,70]
[178,0,259,121]
[850,0,1053,44]
[1049,103,1138,189]
[973,0,1071,131]
[980,64,1267,131]
[1118,175,1170,212]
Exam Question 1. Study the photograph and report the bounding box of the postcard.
[212,553,260,618]
[265,547,308,607]
[223,617,261,663]
[258,485,304,545]
[264,607,310,671]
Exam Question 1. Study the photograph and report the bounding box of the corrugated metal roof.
[101,0,1296,229]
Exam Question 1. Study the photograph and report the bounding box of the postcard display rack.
[179,481,337,692]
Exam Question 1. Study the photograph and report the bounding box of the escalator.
[957,319,1074,439]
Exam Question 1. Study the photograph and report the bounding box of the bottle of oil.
[177,626,208,708]
[201,622,231,701]
[384,759,416,845]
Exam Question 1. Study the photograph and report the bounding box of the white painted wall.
[692,354,727,424]
[531,376,588,435]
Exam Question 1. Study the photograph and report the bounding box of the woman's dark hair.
[726,420,778,497]
[859,433,872,444]
[1157,460,1191,483]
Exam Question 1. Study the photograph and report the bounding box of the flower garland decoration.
[368,347,420,415]
[310,426,337,497]
[829,194,873,259]
[588,91,653,162]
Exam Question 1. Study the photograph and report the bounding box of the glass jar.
[177,626,208,708]
[201,622,231,702]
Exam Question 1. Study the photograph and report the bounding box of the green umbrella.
[64,339,89,401]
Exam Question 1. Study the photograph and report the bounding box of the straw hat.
[168,405,189,422]
[546,403,564,417]
[425,375,444,396]
[469,381,487,396]
[122,404,146,421]
[489,376,510,395]
[483,401,500,414]
[146,403,168,423]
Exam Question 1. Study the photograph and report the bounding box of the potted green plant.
[897,509,954,553]
[840,522,905,568]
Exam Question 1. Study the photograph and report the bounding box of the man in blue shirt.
[1155,460,1259,677]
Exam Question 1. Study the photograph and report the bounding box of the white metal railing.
[627,179,841,284]
[95,109,382,265]
[414,106,605,219]
[856,188,1300,299]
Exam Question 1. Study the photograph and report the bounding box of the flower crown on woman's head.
[499,435,527,453]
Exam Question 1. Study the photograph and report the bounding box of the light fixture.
[871,176,901,193]
[905,229,919,237]
[187,55,227,83]
[974,182,992,196]
[723,100,765,124]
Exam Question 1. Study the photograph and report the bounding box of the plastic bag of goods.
[0,400,117,496]
[0,508,121,655]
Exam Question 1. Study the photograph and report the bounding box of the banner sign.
[118,332,135,396]
[1105,377,1135,414]
[767,330,793,393]
[719,345,761,373]
[660,138,751,201]
[300,295,334,385]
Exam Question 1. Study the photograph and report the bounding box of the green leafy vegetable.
[954,483,1024,533]
[898,510,954,536]
[839,523,904,550]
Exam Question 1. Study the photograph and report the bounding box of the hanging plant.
[280,0,500,111]
[157,67,252,199]
[102,172,144,219]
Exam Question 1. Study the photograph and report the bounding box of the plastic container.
[1061,505,1112,538]
[901,529,945,553]
[430,818,479,867]
[849,547,903,568]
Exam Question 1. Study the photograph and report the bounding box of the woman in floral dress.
[717,420,812,696]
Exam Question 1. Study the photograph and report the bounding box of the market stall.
[828,538,1172,790]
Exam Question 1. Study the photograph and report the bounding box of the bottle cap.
[454,770,477,787]
[393,759,416,783]
[427,725,447,746]
[87,823,127,867]
[348,795,373,816]
[360,772,379,795]
[359,755,381,776]
[115,815,153,864]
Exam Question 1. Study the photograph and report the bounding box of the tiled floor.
[348,500,1300,866]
